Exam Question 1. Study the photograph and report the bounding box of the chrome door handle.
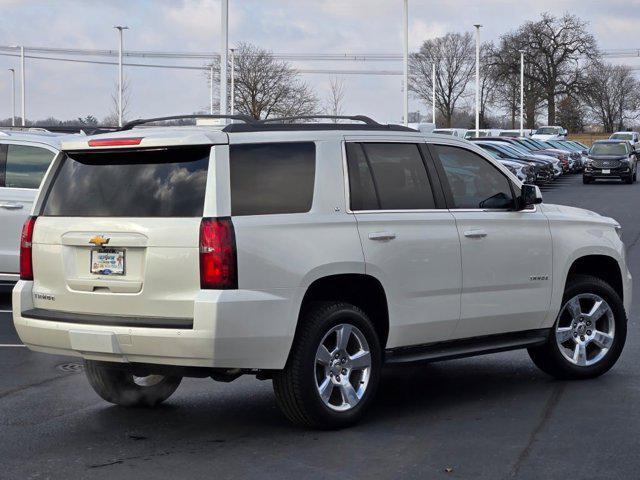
[0,202,24,210]
[464,229,487,238]
[368,231,397,241]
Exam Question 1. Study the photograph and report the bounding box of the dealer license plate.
[90,249,125,276]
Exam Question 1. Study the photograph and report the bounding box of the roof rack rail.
[120,114,257,131]
[259,115,379,125]
[0,125,118,135]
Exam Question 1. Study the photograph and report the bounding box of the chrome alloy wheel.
[556,293,615,367]
[133,374,166,387]
[315,324,371,412]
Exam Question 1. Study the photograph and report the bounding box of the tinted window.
[353,143,435,210]
[5,144,55,189]
[590,143,628,156]
[230,142,315,216]
[345,143,378,210]
[42,146,210,217]
[434,145,514,209]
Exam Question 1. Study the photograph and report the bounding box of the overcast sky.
[0,0,638,124]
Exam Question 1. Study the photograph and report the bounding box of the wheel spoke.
[586,300,607,322]
[316,345,332,366]
[339,382,359,407]
[349,351,371,369]
[573,343,588,366]
[337,324,353,351]
[318,377,333,403]
[592,331,614,349]
[556,327,574,344]
[567,297,582,319]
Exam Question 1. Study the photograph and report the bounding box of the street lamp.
[114,25,129,127]
[519,50,525,137]
[8,68,15,127]
[220,0,229,116]
[431,62,436,125]
[474,24,482,136]
[230,48,236,115]
[402,0,409,126]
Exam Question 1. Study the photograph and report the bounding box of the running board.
[385,329,550,364]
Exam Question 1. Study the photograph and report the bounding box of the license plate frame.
[90,248,126,276]
[602,169,611,174]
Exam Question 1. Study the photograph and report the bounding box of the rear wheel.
[84,360,182,407]
[528,275,626,379]
[273,302,382,429]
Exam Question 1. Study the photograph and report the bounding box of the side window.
[346,142,436,210]
[433,145,515,210]
[345,143,379,210]
[5,144,55,189]
[230,142,315,216]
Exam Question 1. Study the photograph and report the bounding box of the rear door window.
[5,144,56,189]
[346,142,436,210]
[230,142,315,216]
[41,146,210,217]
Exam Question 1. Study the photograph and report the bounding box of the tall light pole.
[431,62,436,125]
[519,50,525,136]
[219,0,229,117]
[209,64,214,114]
[114,26,129,127]
[474,24,482,137]
[20,46,25,126]
[402,0,409,126]
[8,68,15,126]
[230,48,236,115]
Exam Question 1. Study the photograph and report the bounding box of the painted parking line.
[0,344,26,347]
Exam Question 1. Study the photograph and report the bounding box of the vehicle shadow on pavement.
[84,355,555,434]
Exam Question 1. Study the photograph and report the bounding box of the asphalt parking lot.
[2,174,640,480]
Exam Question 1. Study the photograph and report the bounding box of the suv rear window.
[230,142,315,216]
[41,146,210,217]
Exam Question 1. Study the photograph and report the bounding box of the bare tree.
[324,76,346,120]
[207,43,318,120]
[583,62,640,132]
[409,32,475,127]
[104,77,132,125]
[512,13,598,125]
[490,32,547,129]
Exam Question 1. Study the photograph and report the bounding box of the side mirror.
[518,184,543,210]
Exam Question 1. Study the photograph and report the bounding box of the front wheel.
[582,177,592,184]
[84,360,182,407]
[528,274,627,380]
[273,302,382,429]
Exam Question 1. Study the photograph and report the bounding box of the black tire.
[528,274,627,380]
[84,360,182,407]
[273,302,382,429]
[582,177,592,184]
[625,175,634,184]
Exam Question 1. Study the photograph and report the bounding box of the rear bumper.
[12,281,298,370]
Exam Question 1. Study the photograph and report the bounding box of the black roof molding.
[120,114,257,131]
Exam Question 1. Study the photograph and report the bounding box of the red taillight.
[20,216,37,281]
[199,217,237,289]
[88,137,143,147]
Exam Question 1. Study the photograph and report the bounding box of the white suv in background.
[12,115,631,429]
[0,131,63,292]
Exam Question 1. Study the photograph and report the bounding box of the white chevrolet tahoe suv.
[12,115,632,429]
